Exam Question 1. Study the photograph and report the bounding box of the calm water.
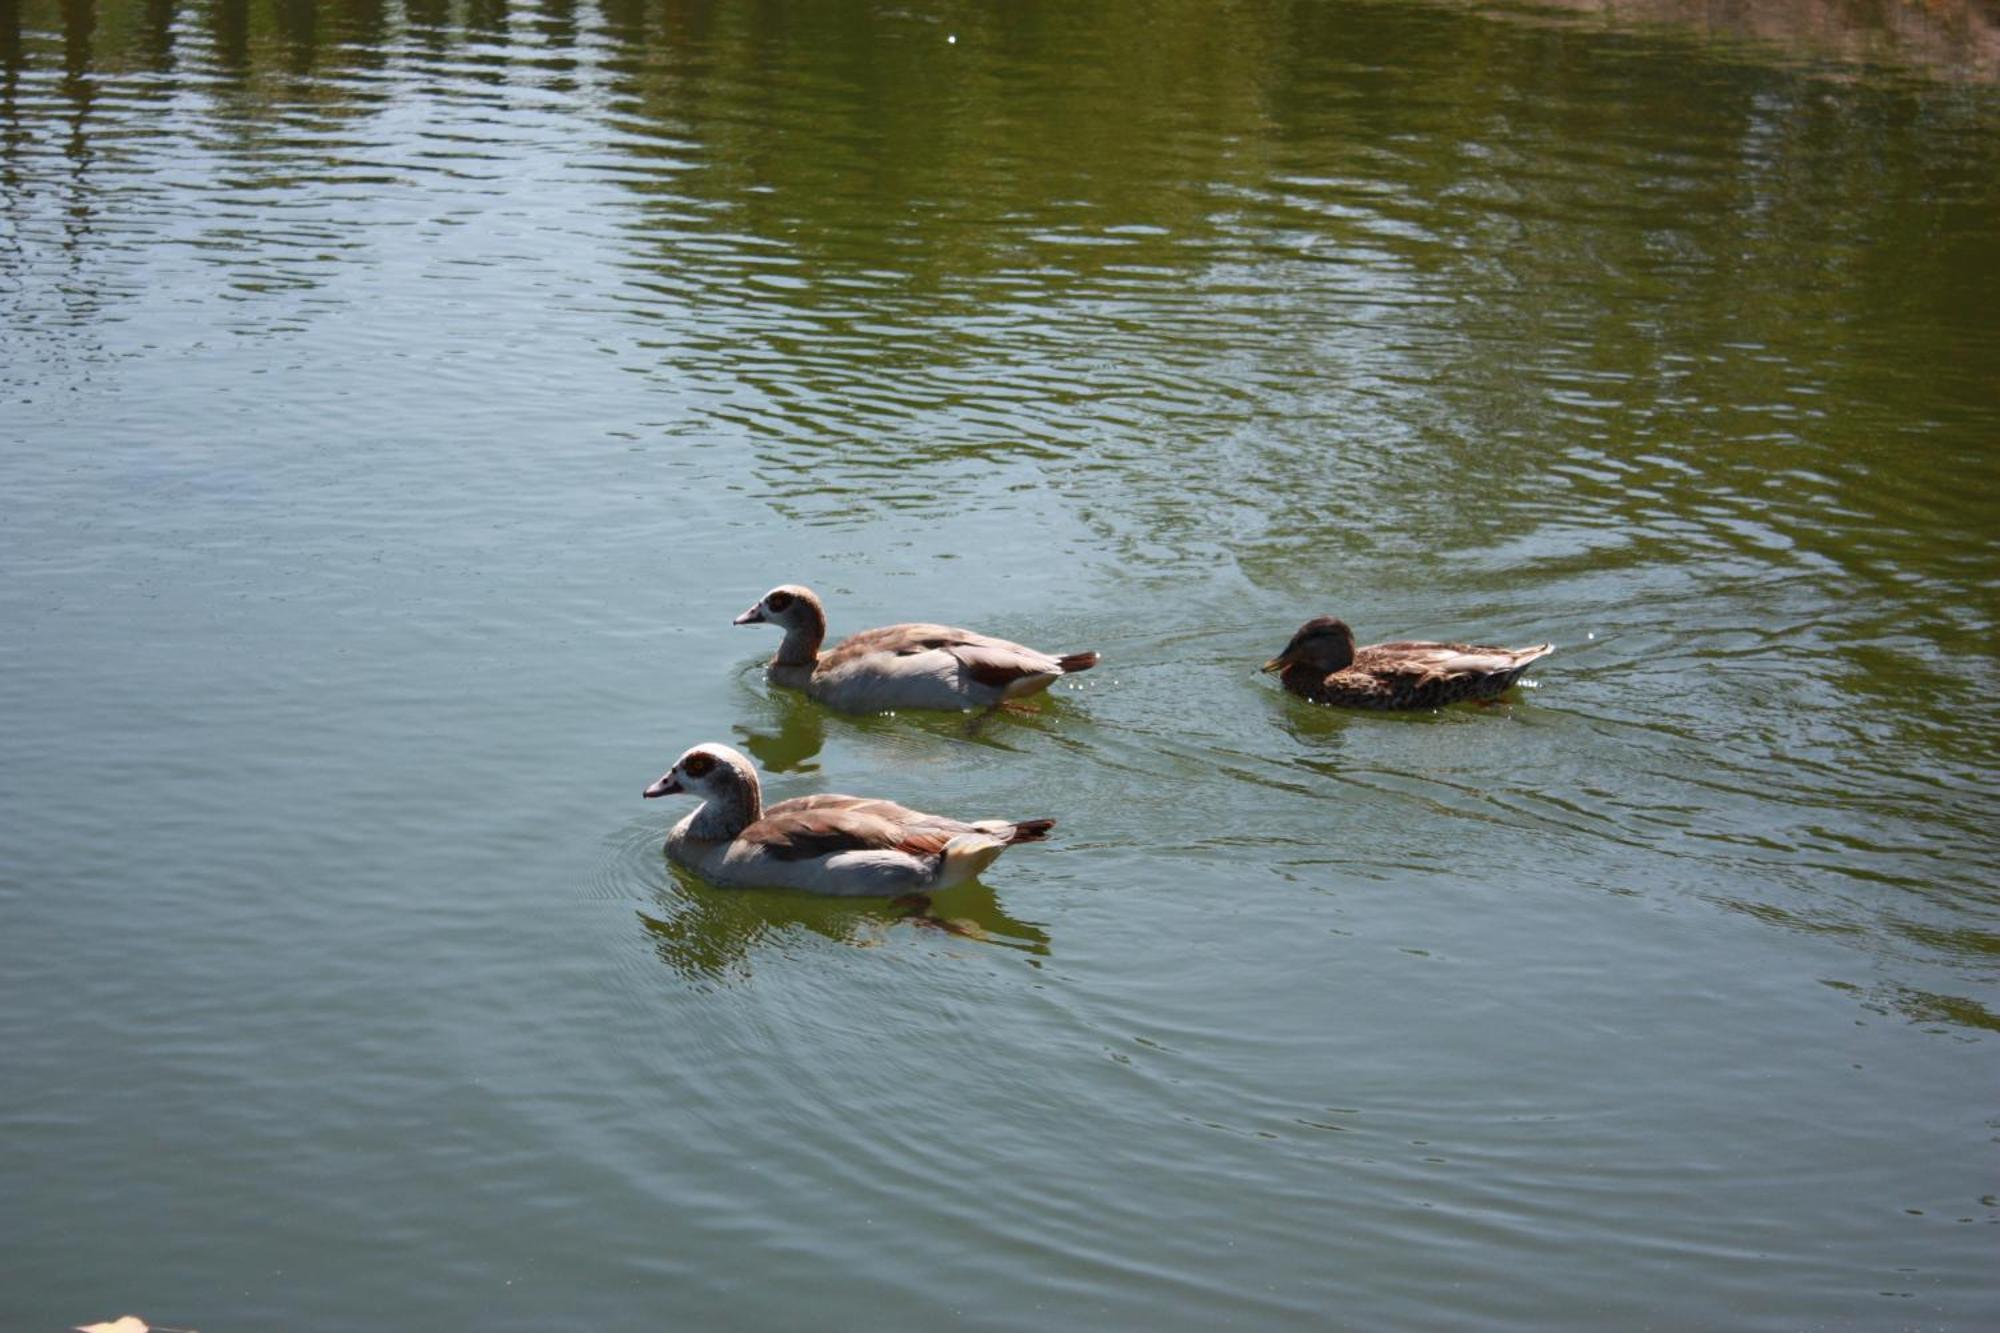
[4,0,1998,1327]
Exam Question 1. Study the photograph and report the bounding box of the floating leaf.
[77,1320,149,1333]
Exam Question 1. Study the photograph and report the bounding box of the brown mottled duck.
[1261,616,1552,710]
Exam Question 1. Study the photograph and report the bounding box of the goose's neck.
[773,598,827,669]
[688,773,763,841]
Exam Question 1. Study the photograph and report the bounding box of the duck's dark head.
[1262,616,1357,674]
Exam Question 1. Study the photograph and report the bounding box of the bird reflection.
[1267,684,1361,749]
[1266,673,1500,747]
[638,863,1051,985]
[732,685,828,774]
[731,670,1054,774]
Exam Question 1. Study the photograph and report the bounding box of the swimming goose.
[733,584,1099,713]
[1262,616,1553,710]
[643,742,1053,896]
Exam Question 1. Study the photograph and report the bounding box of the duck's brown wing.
[1357,640,1551,678]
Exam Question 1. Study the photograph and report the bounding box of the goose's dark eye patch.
[683,752,717,778]
[768,591,794,612]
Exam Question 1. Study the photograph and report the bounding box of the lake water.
[4,1,1998,1328]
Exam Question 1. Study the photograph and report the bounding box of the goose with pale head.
[644,743,1053,895]
[734,584,1099,713]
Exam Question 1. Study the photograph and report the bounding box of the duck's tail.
[1488,643,1555,691]
[1504,643,1555,676]
[937,833,1010,889]
[1057,651,1100,674]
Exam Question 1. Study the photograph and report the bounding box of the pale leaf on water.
[76,1319,149,1333]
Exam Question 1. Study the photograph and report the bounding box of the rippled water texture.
[4,1,1998,1328]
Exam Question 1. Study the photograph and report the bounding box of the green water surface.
[3,1,1998,1328]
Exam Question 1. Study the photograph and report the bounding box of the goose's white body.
[769,645,1031,714]
[645,745,1051,897]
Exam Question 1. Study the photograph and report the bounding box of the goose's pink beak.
[643,773,683,799]
[732,603,765,625]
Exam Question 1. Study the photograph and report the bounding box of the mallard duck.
[643,742,1053,896]
[733,584,1099,713]
[1261,616,1552,710]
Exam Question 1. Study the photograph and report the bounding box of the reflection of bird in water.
[1262,616,1553,710]
[733,583,1099,714]
[643,742,1054,895]
[639,871,1051,985]
[733,663,1053,768]
[733,684,828,774]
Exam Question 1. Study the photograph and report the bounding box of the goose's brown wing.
[766,793,915,820]
[766,793,978,839]
[823,623,1063,683]
[821,623,983,666]
[941,639,1066,690]
[740,807,953,862]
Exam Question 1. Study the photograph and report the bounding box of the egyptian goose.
[1262,616,1553,709]
[733,584,1099,713]
[643,743,1053,895]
